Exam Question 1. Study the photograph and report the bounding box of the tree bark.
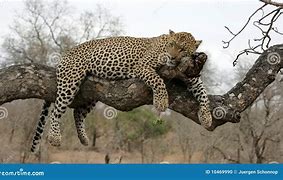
[0,45,282,130]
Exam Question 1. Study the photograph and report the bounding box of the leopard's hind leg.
[48,67,87,146]
[73,101,96,146]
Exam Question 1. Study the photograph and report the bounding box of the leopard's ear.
[195,40,202,49]
[169,29,175,35]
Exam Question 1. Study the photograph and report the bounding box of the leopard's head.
[167,30,202,59]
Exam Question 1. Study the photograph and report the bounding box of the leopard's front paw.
[198,106,213,129]
[153,94,169,112]
[48,130,62,147]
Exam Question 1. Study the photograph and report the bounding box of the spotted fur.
[31,30,204,152]
[73,101,96,145]
[188,76,212,128]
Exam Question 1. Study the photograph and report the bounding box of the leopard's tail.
[31,101,51,153]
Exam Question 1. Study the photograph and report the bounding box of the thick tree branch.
[260,0,283,8]
[224,44,283,112]
[0,45,283,130]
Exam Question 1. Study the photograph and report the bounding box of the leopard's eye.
[179,46,186,52]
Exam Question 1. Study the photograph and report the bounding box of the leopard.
[31,30,212,153]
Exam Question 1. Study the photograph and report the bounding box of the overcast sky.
[0,0,282,93]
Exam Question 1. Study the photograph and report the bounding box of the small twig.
[272,27,283,35]
[233,41,262,66]
[224,26,236,36]
[38,14,63,52]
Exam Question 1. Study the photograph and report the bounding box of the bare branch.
[222,4,267,49]
[272,27,283,35]
[258,7,281,25]
[233,46,262,66]
[257,9,281,49]
[223,1,283,65]
[39,14,63,52]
